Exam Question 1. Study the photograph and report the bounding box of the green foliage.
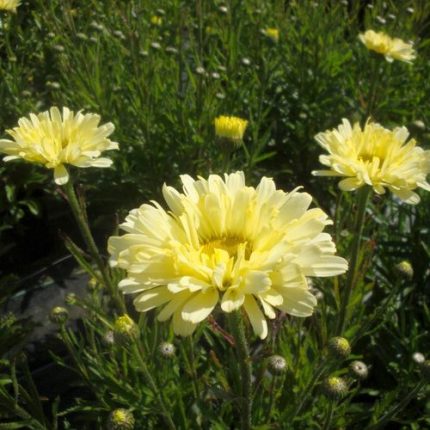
[1,0,430,429]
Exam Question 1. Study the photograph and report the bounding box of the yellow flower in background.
[150,15,162,26]
[358,30,416,63]
[0,107,118,185]
[109,172,347,339]
[0,0,20,12]
[313,119,430,204]
[215,116,248,143]
[263,28,280,42]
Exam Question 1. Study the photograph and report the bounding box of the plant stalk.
[336,186,371,335]
[228,311,253,430]
[63,179,125,313]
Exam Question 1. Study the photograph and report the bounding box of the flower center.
[201,236,252,259]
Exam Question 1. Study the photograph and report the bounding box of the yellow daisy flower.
[0,0,20,12]
[263,28,280,43]
[358,30,416,63]
[108,172,347,339]
[214,116,248,143]
[0,107,118,185]
[313,119,430,204]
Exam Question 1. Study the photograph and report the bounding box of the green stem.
[228,311,253,430]
[336,186,371,335]
[63,179,125,313]
[265,375,277,424]
[367,381,426,430]
[293,360,328,418]
[322,401,335,430]
[133,340,176,430]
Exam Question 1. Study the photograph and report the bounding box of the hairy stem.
[336,186,371,335]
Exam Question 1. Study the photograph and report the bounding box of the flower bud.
[412,352,425,364]
[103,330,115,346]
[50,306,69,324]
[65,293,77,305]
[322,376,348,400]
[108,408,135,430]
[349,360,369,380]
[214,115,248,146]
[113,315,138,344]
[395,261,413,279]
[267,355,287,375]
[328,337,351,360]
[159,342,176,358]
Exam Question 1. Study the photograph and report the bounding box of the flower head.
[313,119,430,204]
[150,15,162,26]
[108,409,135,430]
[0,107,118,185]
[263,28,279,42]
[359,30,416,63]
[0,0,20,12]
[214,116,248,143]
[109,172,347,339]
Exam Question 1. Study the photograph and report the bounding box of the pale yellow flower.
[0,0,20,12]
[150,16,162,26]
[109,172,347,339]
[0,107,118,185]
[214,116,248,142]
[358,30,416,63]
[263,28,280,42]
[313,119,430,204]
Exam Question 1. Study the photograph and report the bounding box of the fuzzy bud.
[65,293,77,305]
[113,315,138,344]
[328,337,351,360]
[267,355,287,375]
[322,376,348,400]
[108,408,135,430]
[159,342,176,358]
[349,360,369,380]
[49,307,68,324]
[412,352,425,364]
[395,261,413,279]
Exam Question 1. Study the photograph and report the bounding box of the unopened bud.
[159,342,176,358]
[412,352,425,364]
[65,293,77,305]
[267,355,287,375]
[103,331,115,346]
[322,376,348,400]
[395,261,413,279]
[50,307,68,324]
[113,315,138,344]
[328,337,351,360]
[108,408,135,430]
[349,360,369,380]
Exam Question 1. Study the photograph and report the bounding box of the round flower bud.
[412,352,425,364]
[395,261,414,279]
[159,342,176,358]
[113,315,138,344]
[349,360,369,380]
[103,331,115,346]
[50,307,69,324]
[108,408,135,430]
[420,360,430,381]
[65,293,77,305]
[328,337,351,360]
[322,376,348,400]
[267,355,287,375]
